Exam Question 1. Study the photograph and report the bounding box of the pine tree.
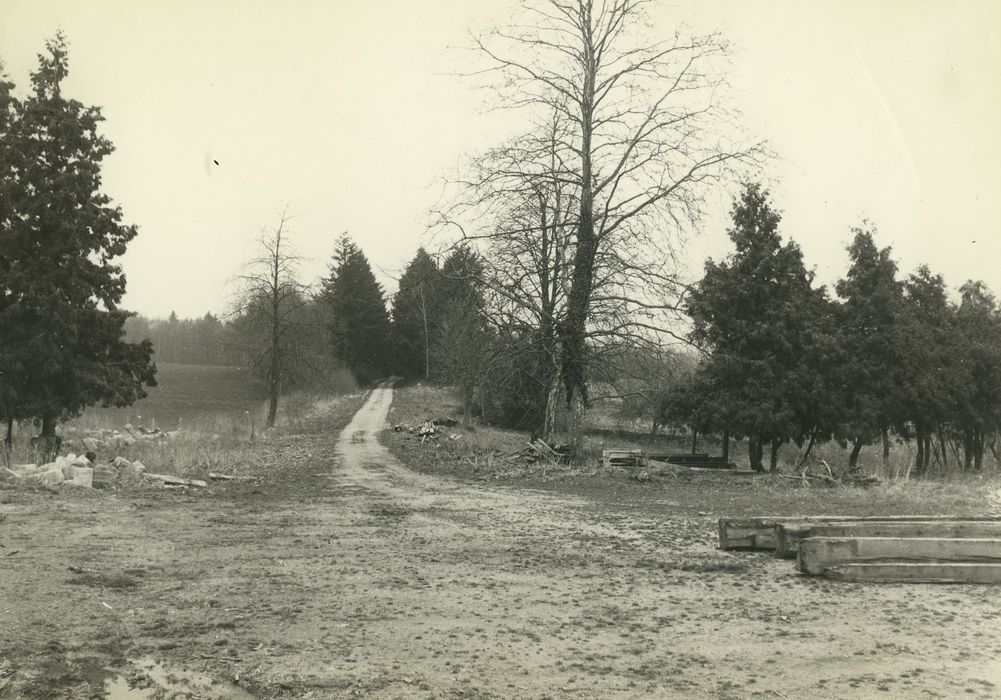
[321,235,391,384]
[685,183,831,472]
[434,245,489,427]
[0,34,155,453]
[834,226,905,466]
[391,248,440,379]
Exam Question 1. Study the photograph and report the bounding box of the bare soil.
[2,386,1000,698]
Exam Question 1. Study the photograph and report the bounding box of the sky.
[1,0,999,318]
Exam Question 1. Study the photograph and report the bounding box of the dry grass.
[384,383,1000,517]
[2,364,364,480]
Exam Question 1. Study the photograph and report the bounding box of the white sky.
[1,0,999,318]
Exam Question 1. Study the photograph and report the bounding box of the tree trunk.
[963,432,974,470]
[722,428,730,463]
[691,428,698,456]
[462,383,474,429]
[3,418,12,452]
[769,439,783,473]
[38,414,60,462]
[420,284,431,380]
[881,429,890,467]
[567,390,587,461]
[797,428,817,467]
[974,430,984,470]
[266,328,280,428]
[929,431,943,470]
[560,24,597,462]
[266,225,283,429]
[748,435,764,473]
[938,425,949,469]
[914,425,926,476]
[543,362,562,442]
[849,437,864,468]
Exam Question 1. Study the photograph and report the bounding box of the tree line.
[669,182,1001,474]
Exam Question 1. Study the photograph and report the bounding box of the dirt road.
[2,385,1000,698]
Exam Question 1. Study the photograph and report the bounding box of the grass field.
[4,363,359,479]
[71,363,271,434]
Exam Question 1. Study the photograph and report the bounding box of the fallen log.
[718,515,1001,551]
[207,472,260,482]
[777,520,1001,559]
[798,536,1001,574]
[823,562,1001,584]
[144,473,208,488]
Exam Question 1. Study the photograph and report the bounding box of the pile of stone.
[64,422,180,453]
[1,454,147,490]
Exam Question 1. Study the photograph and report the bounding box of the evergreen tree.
[321,235,391,384]
[685,183,831,471]
[0,34,155,453]
[433,245,489,427]
[834,226,905,466]
[899,266,956,472]
[391,248,440,379]
[953,281,1001,470]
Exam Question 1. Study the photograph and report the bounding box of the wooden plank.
[145,473,208,488]
[717,515,1001,551]
[823,562,1001,584]
[798,537,1001,574]
[776,521,1001,559]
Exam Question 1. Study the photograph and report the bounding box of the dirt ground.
[2,386,1000,699]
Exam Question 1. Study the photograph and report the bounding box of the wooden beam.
[798,537,1001,574]
[822,562,1001,584]
[717,515,1001,551]
[777,521,1001,559]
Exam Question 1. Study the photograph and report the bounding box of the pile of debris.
[719,515,1001,583]
[504,439,571,466]
[64,422,180,452]
[393,418,462,444]
[0,454,212,491]
[778,458,880,487]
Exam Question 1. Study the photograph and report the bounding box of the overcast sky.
[1,0,999,318]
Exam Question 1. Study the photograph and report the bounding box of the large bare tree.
[232,209,311,428]
[441,0,761,454]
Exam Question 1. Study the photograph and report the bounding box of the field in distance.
[77,363,269,431]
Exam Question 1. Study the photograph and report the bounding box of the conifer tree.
[0,34,155,453]
[321,235,391,384]
[834,227,905,466]
[685,184,830,471]
[391,248,440,379]
[434,245,489,427]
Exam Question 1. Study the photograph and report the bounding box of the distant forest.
[124,313,240,367]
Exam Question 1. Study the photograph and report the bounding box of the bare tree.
[232,208,310,428]
[440,0,761,455]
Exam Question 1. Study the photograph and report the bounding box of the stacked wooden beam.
[718,515,1001,583]
[650,453,737,470]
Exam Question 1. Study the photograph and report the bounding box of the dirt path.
[2,386,1000,698]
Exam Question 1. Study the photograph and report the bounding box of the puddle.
[104,656,254,699]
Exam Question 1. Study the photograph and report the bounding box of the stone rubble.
[0,422,201,491]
